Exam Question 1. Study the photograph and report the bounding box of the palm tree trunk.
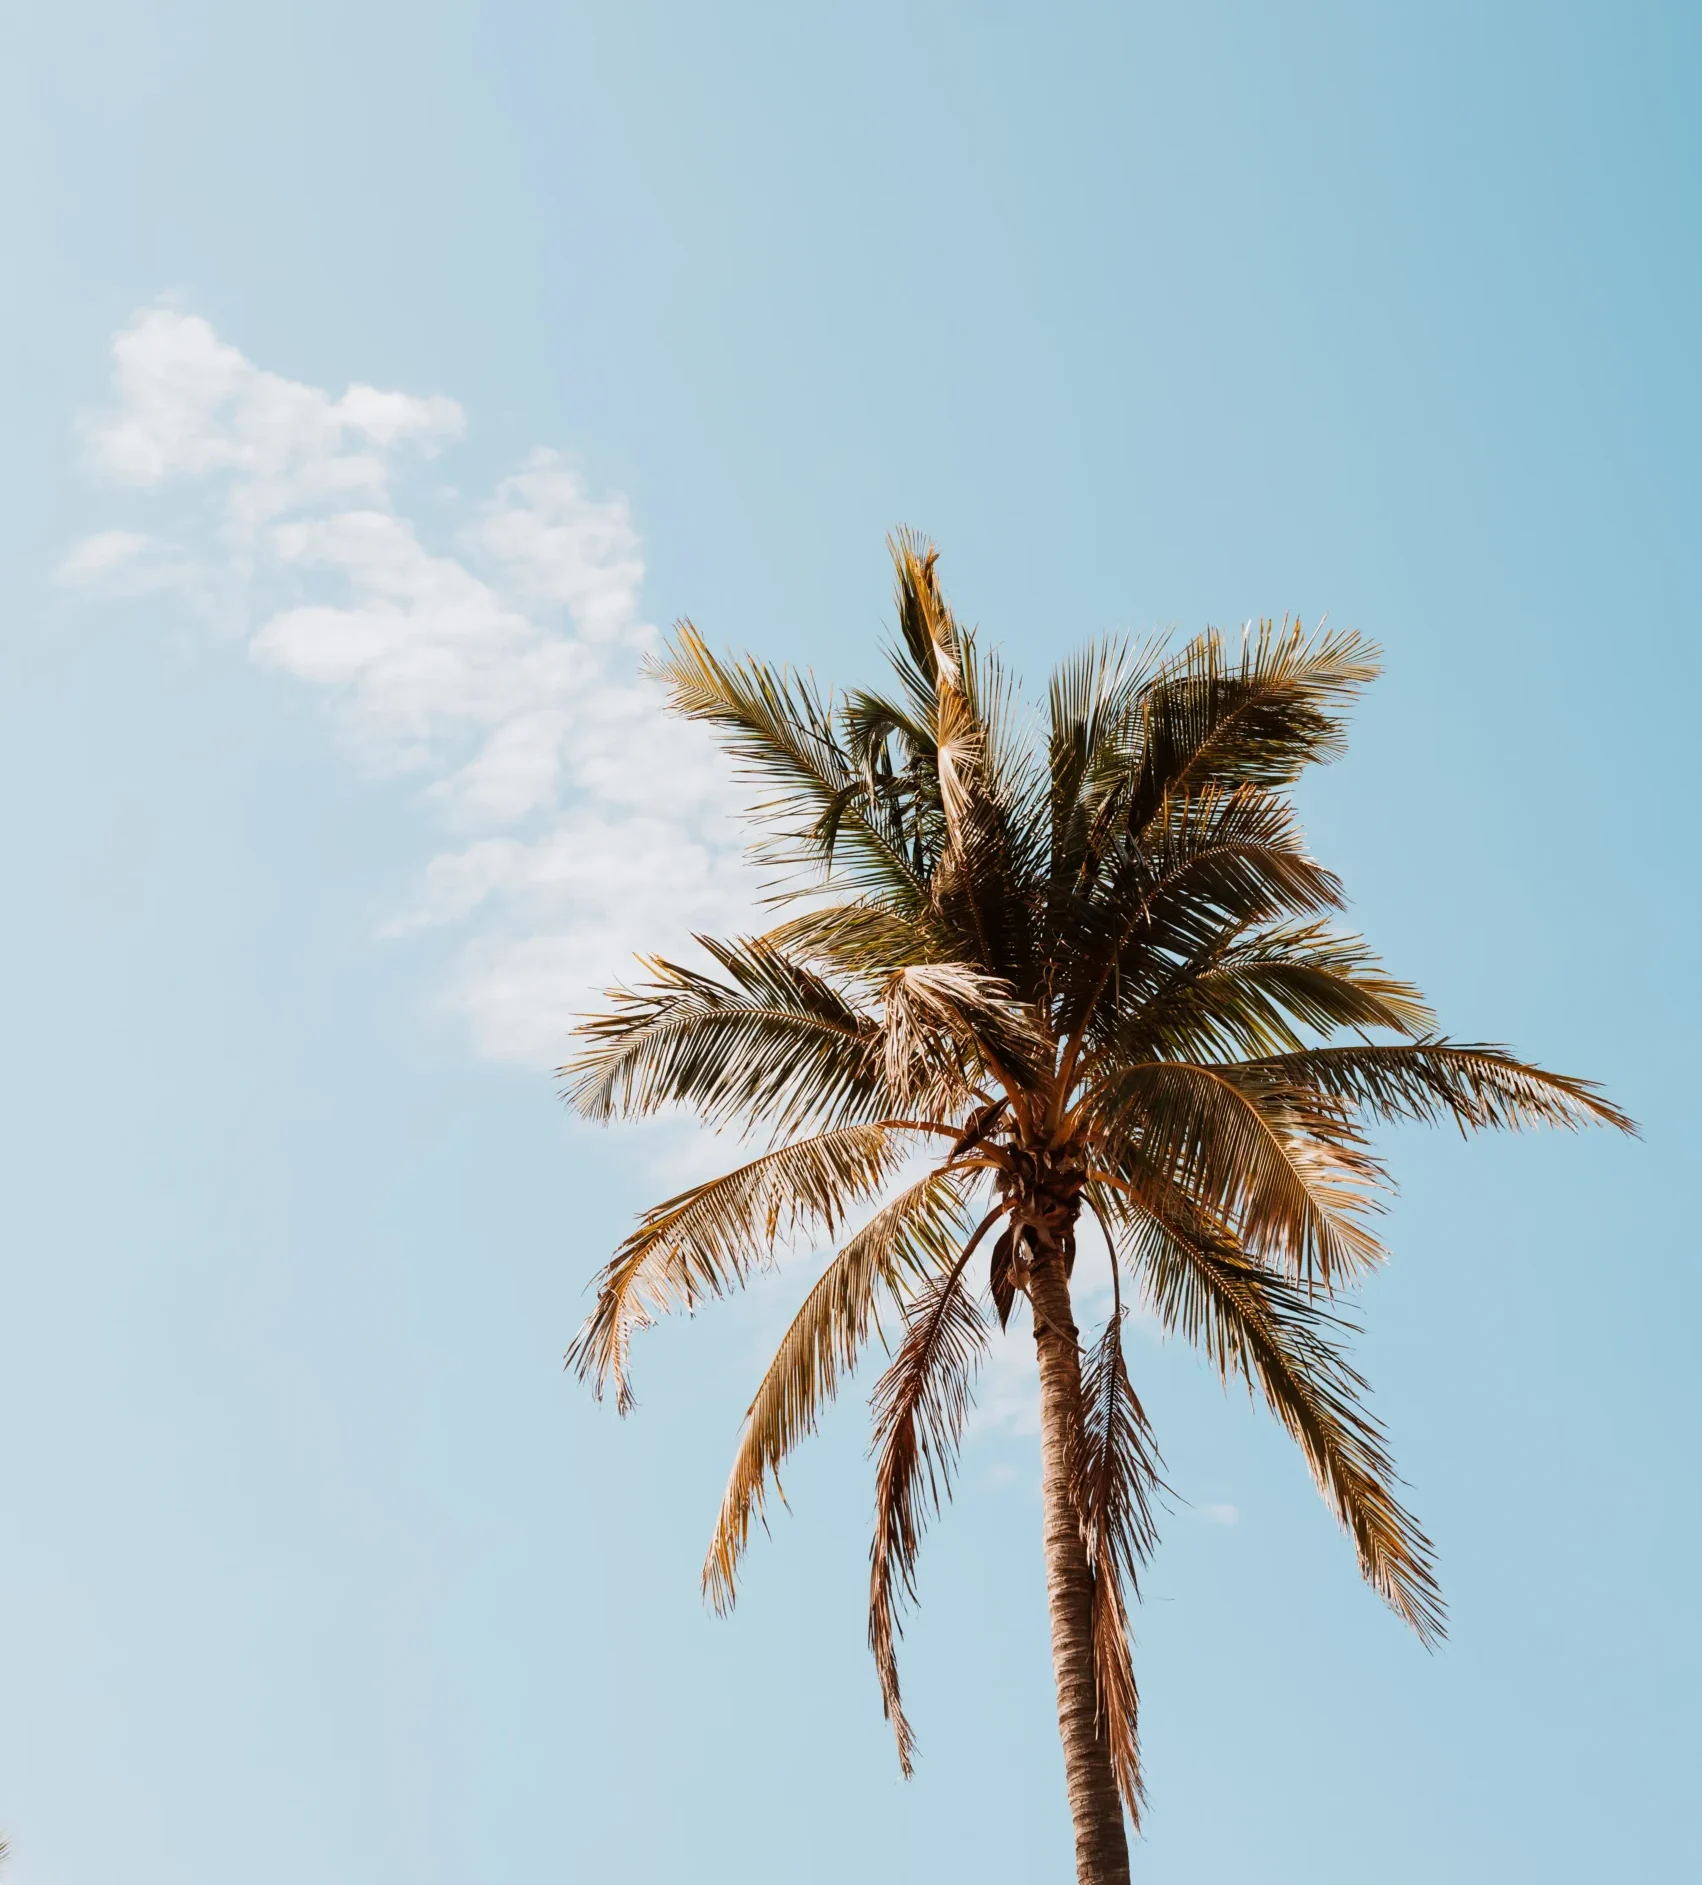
[1028,1244,1132,1885]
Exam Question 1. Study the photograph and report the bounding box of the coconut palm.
[563,535,1630,1885]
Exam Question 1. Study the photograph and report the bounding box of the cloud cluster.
[63,306,753,1063]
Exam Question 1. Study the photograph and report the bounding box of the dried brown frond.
[866,1241,991,1773]
[880,961,1048,1108]
[1070,1311,1166,1821]
[566,1123,909,1414]
[703,1166,975,1613]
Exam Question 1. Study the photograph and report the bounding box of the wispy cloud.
[64,305,754,1064]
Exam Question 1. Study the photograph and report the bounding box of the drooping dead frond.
[566,1123,909,1413]
[867,1240,992,1773]
[1071,1311,1166,1821]
[988,1221,1027,1330]
[880,962,1050,1107]
[703,1167,975,1613]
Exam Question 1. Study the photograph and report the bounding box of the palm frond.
[899,537,1042,987]
[566,1123,909,1413]
[1122,922,1436,1061]
[887,525,955,711]
[841,686,944,879]
[1055,785,1345,1050]
[963,640,1050,863]
[651,623,928,905]
[1110,1181,1444,1643]
[881,961,1051,1106]
[1046,637,1165,892]
[1071,1311,1165,1820]
[565,935,884,1135]
[1236,1042,1637,1135]
[1119,621,1381,838]
[759,900,952,986]
[1098,1060,1387,1287]
[867,1238,992,1774]
[703,1166,975,1613]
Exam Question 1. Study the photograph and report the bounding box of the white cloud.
[82,306,461,505]
[58,529,154,583]
[68,304,754,1065]
[56,528,200,596]
[1198,1502,1239,1525]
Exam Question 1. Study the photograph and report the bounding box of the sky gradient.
[2,4,1697,1881]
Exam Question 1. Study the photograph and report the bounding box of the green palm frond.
[759,900,952,985]
[1236,1042,1636,1135]
[1046,637,1165,893]
[1118,621,1382,838]
[564,935,884,1135]
[841,687,942,878]
[567,1123,911,1413]
[1055,785,1347,1045]
[703,1165,976,1613]
[651,624,928,905]
[1122,922,1436,1061]
[1098,1061,1387,1287]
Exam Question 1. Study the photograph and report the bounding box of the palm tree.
[563,535,1630,1884]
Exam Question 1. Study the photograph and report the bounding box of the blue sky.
[1,3,1697,1880]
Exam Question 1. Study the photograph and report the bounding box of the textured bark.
[1028,1242,1132,1885]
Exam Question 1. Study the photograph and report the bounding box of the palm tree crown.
[564,535,1630,1885]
